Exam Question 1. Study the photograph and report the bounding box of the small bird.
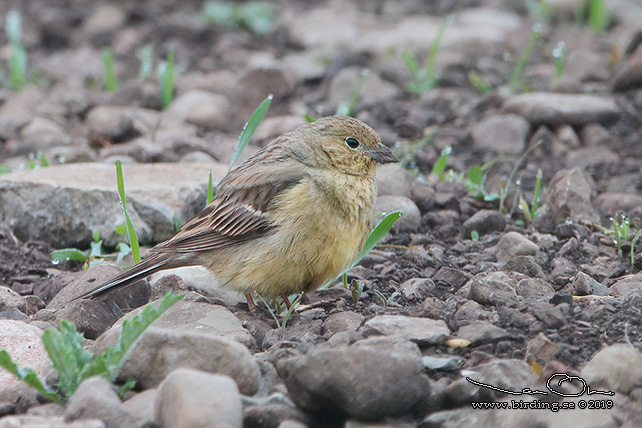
[80,115,398,309]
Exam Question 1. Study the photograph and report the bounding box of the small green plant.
[470,230,480,241]
[526,0,551,22]
[518,169,546,225]
[552,41,566,79]
[51,229,132,268]
[203,1,276,35]
[467,70,491,94]
[102,49,119,92]
[0,293,184,404]
[137,45,154,80]
[630,228,642,266]
[336,69,368,116]
[158,51,175,109]
[575,0,610,31]
[207,169,215,205]
[229,94,272,172]
[402,14,454,94]
[465,163,500,202]
[610,212,632,257]
[115,161,140,264]
[5,11,27,90]
[431,145,455,182]
[508,22,543,93]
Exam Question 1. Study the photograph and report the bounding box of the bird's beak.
[369,142,399,164]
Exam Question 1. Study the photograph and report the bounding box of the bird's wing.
[153,155,306,254]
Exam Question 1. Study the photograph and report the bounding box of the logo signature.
[466,373,615,397]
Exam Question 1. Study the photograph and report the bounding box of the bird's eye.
[345,137,360,149]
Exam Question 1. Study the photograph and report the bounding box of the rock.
[613,44,642,91]
[82,4,126,38]
[526,333,561,365]
[37,298,123,340]
[563,49,611,83]
[275,343,431,420]
[461,210,506,239]
[399,278,436,301]
[321,312,364,338]
[0,287,25,313]
[94,327,259,395]
[85,106,143,143]
[530,303,566,329]
[122,389,156,428]
[594,192,642,215]
[98,298,256,350]
[376,164,414,198]
[361,315,450,345]
[494,232,538,263]
[470,114,530,153]
[611,273,642,297]
[453,300,491,327]
[47,262,149,310]
[243,403,308,428]
[515,278,555,300]
[0,162,228,247]
[566,147,620,170]
[411,184,437,213]
[155,369,242,428]
[164,90,229,129]
[581,344,642,394]
[0,87,43,132]
[0,416,105,427]
[374,196,420,233]
[20,117,69,150]
[432,267,471,289]
[544,167,600,226]
[572,272,610,296]
[233,68,296,127]
[0,321,48,388]
[456,321,510,345]
[503,93,619,126]
[327,67,398,111]
[422,355,465,372]
[467,271,519,306]
[65,377,141,428]
[502,257,546,280]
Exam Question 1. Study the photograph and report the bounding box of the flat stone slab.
[0,162,228,248]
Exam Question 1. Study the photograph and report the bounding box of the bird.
[79,115,399,310]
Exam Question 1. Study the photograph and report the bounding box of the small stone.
[411,184,436,213]
[581,344,642,394]
[327,67,398,111]
[86,106,141,143]
[362,315,450,345]
[399,278,436,301]
[0,416,105,427]
[572,272,610,296]
[503,92,619,126]
[432,267,471,289]
[467,272,519,306]
[321,312,364,338]
[0,287,25,313]
[155,369,242,428]
[275,343,430,420]
[164,90,229,129]
[613,44,642,91]
[530,303,566,329]
[526,333,561,365]
[611,273,642,297]
[471,114,530,153]
[377,164,414,198]
[0,321,48,388]
[502,257,546,280]
[462,210,506,239]
[374,196,420,233]
[422,355,465,372]
[494,232,539,263]
[122,390,156,428]
[20,117,69,150]
[456,321,510,345]
[594,192,642,215]
[544,167,600,226]
[515,278,555,300]
[65,377,140,428]
[453,300,491,327]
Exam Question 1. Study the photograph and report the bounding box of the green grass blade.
[207,169,214,205]
[50,249,88,263]
[354,210,404,265]
[115,161,140,264]
[508,22,543,93]
[160,51,175,109]
[432,146,451,176]
[102,49,118,92]
[137,45,154,80]
[426,14,454,82]
[229,94,272,172]
[530,169,542,220]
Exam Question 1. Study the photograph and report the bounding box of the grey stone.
[362,315,450,345]
[327,67,398,111]
[376,164,414,198]
[0,416,105,428]
[572,272,610,296]
[374,196,420,233]
[155,369,242,428]
[594,192,642,215]
[503,257,546,280]
[122,389,157,428]
[494,232,538,263]
[432,267,471,289]
[65,377,141,428]
[545,167,600,226]
[0,321,48,388]
[422,355,465,372]
[515,278,555,300]
[462,210,506,239]
[581,344,642,394]
[503,92,619,126]
[20,117,69,150]
[467,272,520,306]
[275,344,431,420]
[613,44,642,91]
[39,298,123,340]
[0,162,228,247]
[399,278,436,301]
[471,114,530,153]
[456,321,510,345]
[85,106,143,143]
[530,303,566,329]
[164,90,229,129]
[611,273,642,297]
[526,333,561,365]
[321,312,364,338]
[0,287,25,313]
[94,327,259,395]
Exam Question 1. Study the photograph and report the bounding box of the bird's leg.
[245,292,256,312]
[282,295,292,310]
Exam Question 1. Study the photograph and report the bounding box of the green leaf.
[102,49,119,92]
[172,214,183,232]
[115,242,131,264]
[159,51,175,109]
[115,161,140,264]
[354,211,404,265]
[431,146,451,176]
[114,224,127,236]
[471,230,480,241]
[50,248,88,263]
[0,350,61,404]
[207,169,214,205]
[229,94,272,172]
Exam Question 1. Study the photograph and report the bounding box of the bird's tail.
[78,252,174,300]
